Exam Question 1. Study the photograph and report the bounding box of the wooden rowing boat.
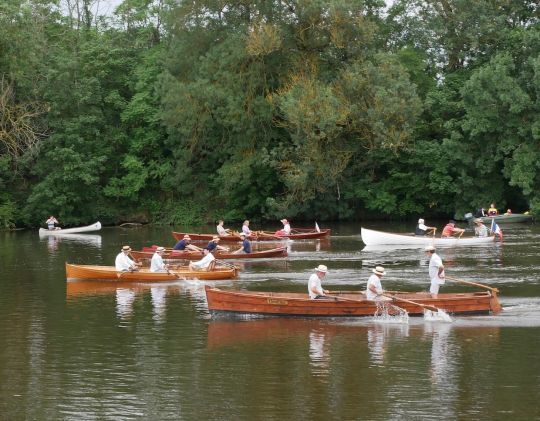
[361,227,495,246]
[172,228,331,242]
[205,286,501,317]
[131,246,288,261]
[65,263,237,281]
[39,221,101,235]
[475,214,533,224]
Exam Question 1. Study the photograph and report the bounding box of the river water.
[1,221,539,420]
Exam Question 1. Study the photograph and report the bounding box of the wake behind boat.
[39,221,101,235]
[204,286,501,317]
[361,227,495,246]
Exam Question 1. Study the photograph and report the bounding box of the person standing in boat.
[115,245,141,272]
[189,248,216,271]
[441,220,465,238]
[173,235,202,252]
[150,246,169,273]
[275,219,291,237]
[46,216,60,230]
[366,266,388,300]
[216,220,231,236]
[308,265,330,299]
[415,219,436,236]
[473,219,488,237]
[487,203,498,216]
[425,246,445,298]
[233,233,252,254]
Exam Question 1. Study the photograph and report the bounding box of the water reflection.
[309,331,330,375]
[150,287,168,322]
[115,288,136,320]
[366,323,410,367]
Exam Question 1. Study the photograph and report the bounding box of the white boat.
[361,227,495,246]
[38,221,101,235]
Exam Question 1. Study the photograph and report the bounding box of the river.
[1,221,539,420]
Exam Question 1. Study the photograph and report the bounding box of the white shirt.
[366,274,383,300]
[115,252,136,271]
[308,273,324,299]
[283,223,291,234]
[475,224,488,237]
[242,225,251,235]
[150,253,167,272]
[418,223,428,231]
[217,225,227,236]
[191,252,215,270]
[429,253,445,284]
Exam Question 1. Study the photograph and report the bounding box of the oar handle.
[445,276,499,293]
[383,293,440,312]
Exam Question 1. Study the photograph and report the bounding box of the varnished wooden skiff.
[131,246,288,261]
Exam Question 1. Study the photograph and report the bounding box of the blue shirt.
[242,239,252,254]
[173,240,188,250]
[206,241,218,252]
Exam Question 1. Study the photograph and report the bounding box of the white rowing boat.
[38,221,102,235]
[361,227,495,246]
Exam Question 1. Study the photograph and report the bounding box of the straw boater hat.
[424,245,435,252]
[315,264,328,273]
[183,234,191,240]
[372,266,385,276]
[122,245,131,252]
[156,246,166,253]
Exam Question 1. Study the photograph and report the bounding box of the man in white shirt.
[189,248,216,271]
[474,219,488,237]
[216,220,231,236]
[281,219,291,235]
[150,246,168,272]
[366,266,386,300]
[425,245,445,297]
[415,218,436,235]
[115,246,141,272]
[308,265,330,299]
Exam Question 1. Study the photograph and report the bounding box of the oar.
[445,276,499,293]
[382,293,444,313]
[216,259,238,270]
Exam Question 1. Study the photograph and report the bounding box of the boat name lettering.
[267,298,288,305]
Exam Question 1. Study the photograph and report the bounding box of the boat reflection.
[40,233,102,247]
[116,288,136,320]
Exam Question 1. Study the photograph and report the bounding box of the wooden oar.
[382,293,442,313]
[445,276,499,293]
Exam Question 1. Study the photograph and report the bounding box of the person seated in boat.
[233,233,252,254]
[487,203,498,216]
[275,219,292,237]
[425,246,445,298]
[216,220,231,236]
[504,209,512,215]
[366,266,391,301]
[115,245,142,272]
[308,265,331,299]
[241,220,252,236]
[206,235,229,253]
[415,218,436,236]
[473,219,488,237]
[188,248,216,271]
[441,220,465,238]
[46,216,60,230]
[173,235,202,252]
[150,246,169,273]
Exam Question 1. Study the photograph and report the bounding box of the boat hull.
[205,287,501,317]
[131,246,288,261]
[65,263,237,281]
[477,214,533,224]
[172,229,331,242]
[361,227,495,246]
[39,222,101,235]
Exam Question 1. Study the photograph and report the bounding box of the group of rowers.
[309,245,446,301]
[217,218,292,237]
[415,218,490,238]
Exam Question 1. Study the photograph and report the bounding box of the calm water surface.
[1,222,540,420]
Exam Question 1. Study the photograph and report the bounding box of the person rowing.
[46,216,60,230]
[275,218,291,237]
[115,245,142,272]
[216,219,231,236]
[233,232,252,254]
[365,266,391,301]
[173,235,202,252]
[441,220,465,238]
[206,235,229,252]
[308,265,331,299]
[188,248,216,271]
[415,218,436,236]
[150,246,169,272]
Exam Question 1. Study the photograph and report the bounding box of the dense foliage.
[1,0,538,227]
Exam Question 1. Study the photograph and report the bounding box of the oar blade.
[423,309,453,323]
